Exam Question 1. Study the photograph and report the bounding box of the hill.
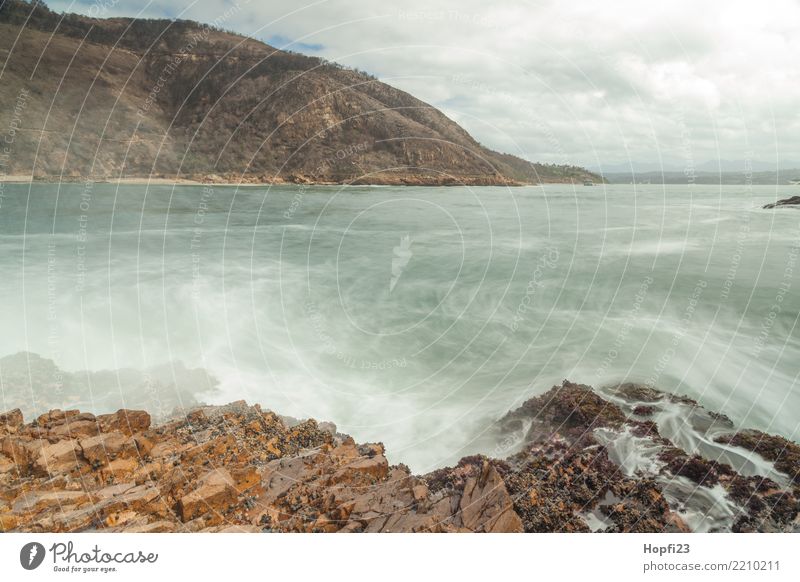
[0,0,601,186]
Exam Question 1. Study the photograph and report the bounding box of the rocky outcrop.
[0,400,520,532]
[493,381,799,532]
[763,195,800,209]
[1,382,798,533]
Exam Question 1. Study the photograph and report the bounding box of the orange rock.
[177,468,240,523]
[230,466,260,493]
[124,520,177,532]
[97,410,151,436]
[0,513,19,531]
[186,409,207,425]
[12,490,89,514]
[0,409,24,432]
[33,439,83,476]
[37,409,82,427]
[133,434,154,458]
[329,455,389,485]
[459,462,523,533]
[79,432,137,466]
[104,510,139,528]
[1,436,46,474]
[99,458,139,482]
[49,418,100,439]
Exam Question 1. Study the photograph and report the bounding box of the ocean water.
[0,182,798,472]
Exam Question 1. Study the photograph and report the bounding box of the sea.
[1,182,798,476]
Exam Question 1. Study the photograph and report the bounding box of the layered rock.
[1,382,798,533]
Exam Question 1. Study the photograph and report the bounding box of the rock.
[318,421,337,436]
[37,409,82,427]
[633,405,656,416]
[499,380,627,446]
[459,462,523,533]
[1,436,47,474]
[97,410,150,436]
[178,469,238,523]
[0,454,16,474]
[763,195,800,209]
[123,520,177,533]
[328,456,389,484]
[99,458,140,482]
[12,490,90,514]
[715,430,800,484]
[49,417,100,439]
[79,432,137,466]
[33,439,83,475]
[0,513,19,531]
[3,385,798,533]
[0,409,24,432]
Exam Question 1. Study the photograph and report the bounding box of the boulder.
[79,432,138,466]
[97,410,150,436]
[178,469,238,522]
[33,439,83,475]
[48,414,99,439]
[0,409,24,432]
[459,462,523,533]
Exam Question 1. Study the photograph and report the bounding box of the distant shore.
[0,174,596,187]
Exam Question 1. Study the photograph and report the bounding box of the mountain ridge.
[0,0,602,186]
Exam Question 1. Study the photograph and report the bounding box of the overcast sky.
[50,0,800,171]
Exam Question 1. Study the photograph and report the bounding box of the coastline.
[2,380,797,533]
[0,174,599,187]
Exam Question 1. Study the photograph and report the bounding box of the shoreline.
[0,174,600,187]
[2,380,798,533]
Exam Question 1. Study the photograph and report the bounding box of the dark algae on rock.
[763,195,800,209]
[1,381,798,532]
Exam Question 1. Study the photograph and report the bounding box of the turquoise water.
[1,182,798,471]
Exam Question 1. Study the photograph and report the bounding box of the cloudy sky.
[51,0,800,171]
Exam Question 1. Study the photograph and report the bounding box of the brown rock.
[47,414,99,439]
[33,439,83,475]
[97,410,151,436]
[459,462,523,533]
[0,513,19,531]
[99,458,139,482]
[230,466,260,493]
[12,490,90,514]
[328,455,389,485]
[178,469,238,522]
[1,436,47,474]
[123,520,177,533]
[133,434,154,458]
[0,409,24,432]
[79,432,137,466]
[37,409,82,427]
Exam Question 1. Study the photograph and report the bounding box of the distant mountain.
[602,169,800,186]
[591,160,800,175]
[0,0,601,186]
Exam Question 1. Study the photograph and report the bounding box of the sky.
[49,0,800,172]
